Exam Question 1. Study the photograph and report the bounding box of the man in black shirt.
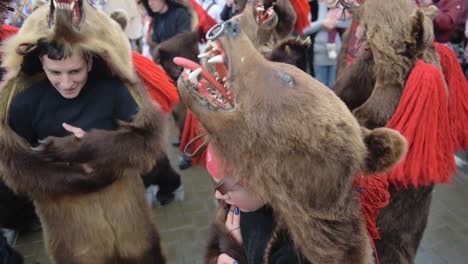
[9,47,138,145]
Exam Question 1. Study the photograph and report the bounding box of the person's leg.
[141,154,182,206]
[328,65,337,87]
[327,30,338,59]
[314,65,328,86]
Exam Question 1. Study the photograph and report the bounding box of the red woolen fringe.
[131,51,179,113]
[353,173,390,240]
[290,0,311,35]
[385,60,455,188]
[179,111,207,165]
[434,42,468,151]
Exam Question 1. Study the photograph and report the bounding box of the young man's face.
[148,0,167,13]
[41,53,92,99]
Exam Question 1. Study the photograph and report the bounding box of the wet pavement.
[9,125,468,263]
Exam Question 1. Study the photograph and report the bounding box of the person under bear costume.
[0,1,166,263]
[174,15,407,263]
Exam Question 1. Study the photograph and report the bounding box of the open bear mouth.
[255,2,275,26]
[49,0,83,29]
[174,39,234,111]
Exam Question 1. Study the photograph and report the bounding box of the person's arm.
[302,2,327,35]
[336,17,352,29]
[220,4,232,21]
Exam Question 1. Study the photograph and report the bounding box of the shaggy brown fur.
[178,18,407,263]
[0,2,166,263]
[153,29,201,82]
[333,1,444,263]
[265,36,311,72]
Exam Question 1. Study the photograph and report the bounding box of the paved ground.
[9,126,468,263]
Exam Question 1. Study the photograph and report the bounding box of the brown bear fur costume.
[175,15,407,263]
[0,1,166,263]
[333,0,448,263]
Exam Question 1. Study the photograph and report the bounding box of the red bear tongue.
[173,57,230,100]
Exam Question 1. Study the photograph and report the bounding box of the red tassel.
[386,60,455,188]
[353,173,390,240]
[179,111,207,165]
[131,51,179,113]
[434,42,468,151]
[290,0,311,35]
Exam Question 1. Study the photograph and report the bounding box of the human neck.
[159,4,169,14]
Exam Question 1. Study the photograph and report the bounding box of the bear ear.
[410,8,435,53]
[361,127,407,174]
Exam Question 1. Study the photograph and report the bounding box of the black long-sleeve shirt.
[8,77,138,145]
[240,206,308,263]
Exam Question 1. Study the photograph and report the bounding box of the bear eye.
[277,71,294,88]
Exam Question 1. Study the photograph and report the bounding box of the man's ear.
[87,57,93,72]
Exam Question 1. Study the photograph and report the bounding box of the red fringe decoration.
[188,0,218,40]
[131,51,179,113]
[346,20,359,65]
[434,42,468,151]
[0,24,18,60]
[179,111,207,165]
[0,24,18,41]
[353,173,390,240]
[385,60,455,188]
[290,0,311,35]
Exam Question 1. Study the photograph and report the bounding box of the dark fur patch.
[363,128,407,174]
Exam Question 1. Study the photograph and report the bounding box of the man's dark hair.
[37,39,92,62]
[20,39,97,76]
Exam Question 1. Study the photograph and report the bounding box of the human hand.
[322,19,337,30]
[226,0,234,7]
[63,123,85,139]
[225,206,242,244]
[217,253,238,264]
[31,124,89,163]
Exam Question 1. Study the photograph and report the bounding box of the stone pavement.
[10,139,468,263]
